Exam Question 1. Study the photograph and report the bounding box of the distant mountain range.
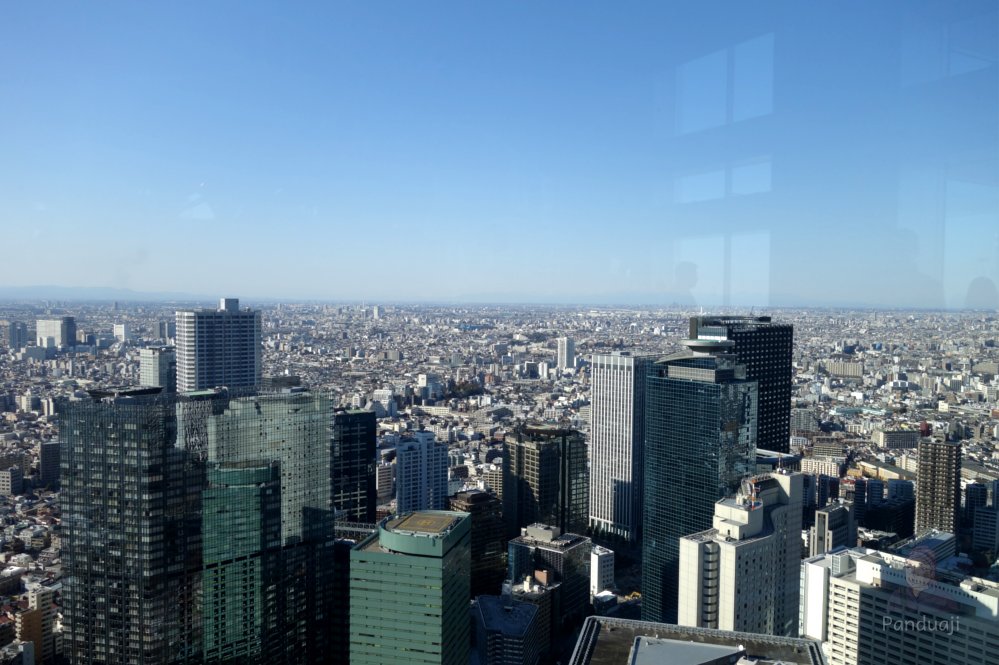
[0,285,989,311]
[0,285,210,303]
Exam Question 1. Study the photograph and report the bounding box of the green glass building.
[202,390,337,664]
[641,343,757,624]
[201,463,282,663]
[350,511,471,665]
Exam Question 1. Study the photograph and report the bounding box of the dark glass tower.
[61,387,339,664]
[450,490,506,598]
[331,409,377,523]
[503,425,588,537]
[689,315,793,453]
[59,388,203,665]
[642,343,757,624]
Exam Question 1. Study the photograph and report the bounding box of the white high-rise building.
[36,316,75,348]
[113,323,132,342]
[590,544,615,598]
[556,336,575,371]
[139,346,176,392]
[175,298,261,393]
[678,471,803,637]
[395,431,448,512]
[588,353,656,542]
[801,547,999,665]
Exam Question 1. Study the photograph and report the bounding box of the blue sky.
[1,2,997,308]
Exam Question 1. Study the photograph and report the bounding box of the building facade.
[350,512,471,665]
[678,472,803,636]
[474,595,543,665]
[58,388,202,665]
[504,425,588,537]
[451,490,507,598]
[38,441,59,489]
[915,438,962,534]
[508,524,591,633]
[688,315,792,453]
[332,409,377,522]
[588,352,656,542]
[642,342,758,624]
[35,317,75,349]
[175,298,261,392]
[556,337,575,371]
[202,390,337,663]
[810,502,856,557]
[3,321,28,350]
[801,547,999,665]
[139,346,176,392]
[395,431,449,513]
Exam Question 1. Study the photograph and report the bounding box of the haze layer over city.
[1,2,998,665]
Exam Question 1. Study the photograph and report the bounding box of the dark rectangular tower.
[689,315,793,452]
[915,438,962,534]
[642,343,757,624]
[503,425,588,537]
[331,409,377,523]
[58,388,202,665]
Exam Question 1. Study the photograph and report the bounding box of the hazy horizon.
[2,2,996,309]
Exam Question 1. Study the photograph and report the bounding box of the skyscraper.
[35,316,75,349]
[200,462,282,663]
[642,339,757,624]
[58,388,202,664]
[332,408,377,522]
[175,298,261,392]
[504,425,588,537]
[139,345,176,392]
[350,512,471,665]
[915,438,962,534]
[556,336,575,371]
[588,352,656,542]
[38,440,59,489]
[202,390,337,664]
[395,431,449,513]
[3,321,28,350]
[678,472,803,636]
[688,316,793,452]
[450,490,507,598]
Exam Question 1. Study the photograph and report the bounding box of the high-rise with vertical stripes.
[588,352,656,542]
[175,298,261,393]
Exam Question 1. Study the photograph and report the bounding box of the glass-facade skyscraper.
[202,390,337,664]
[60,387,338,664]
[642,342,757,624]
[689,316,792,453]
[59,388,203,665]
[201,463,282,663]
[331,408,377,523]
[503,425,588,537]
